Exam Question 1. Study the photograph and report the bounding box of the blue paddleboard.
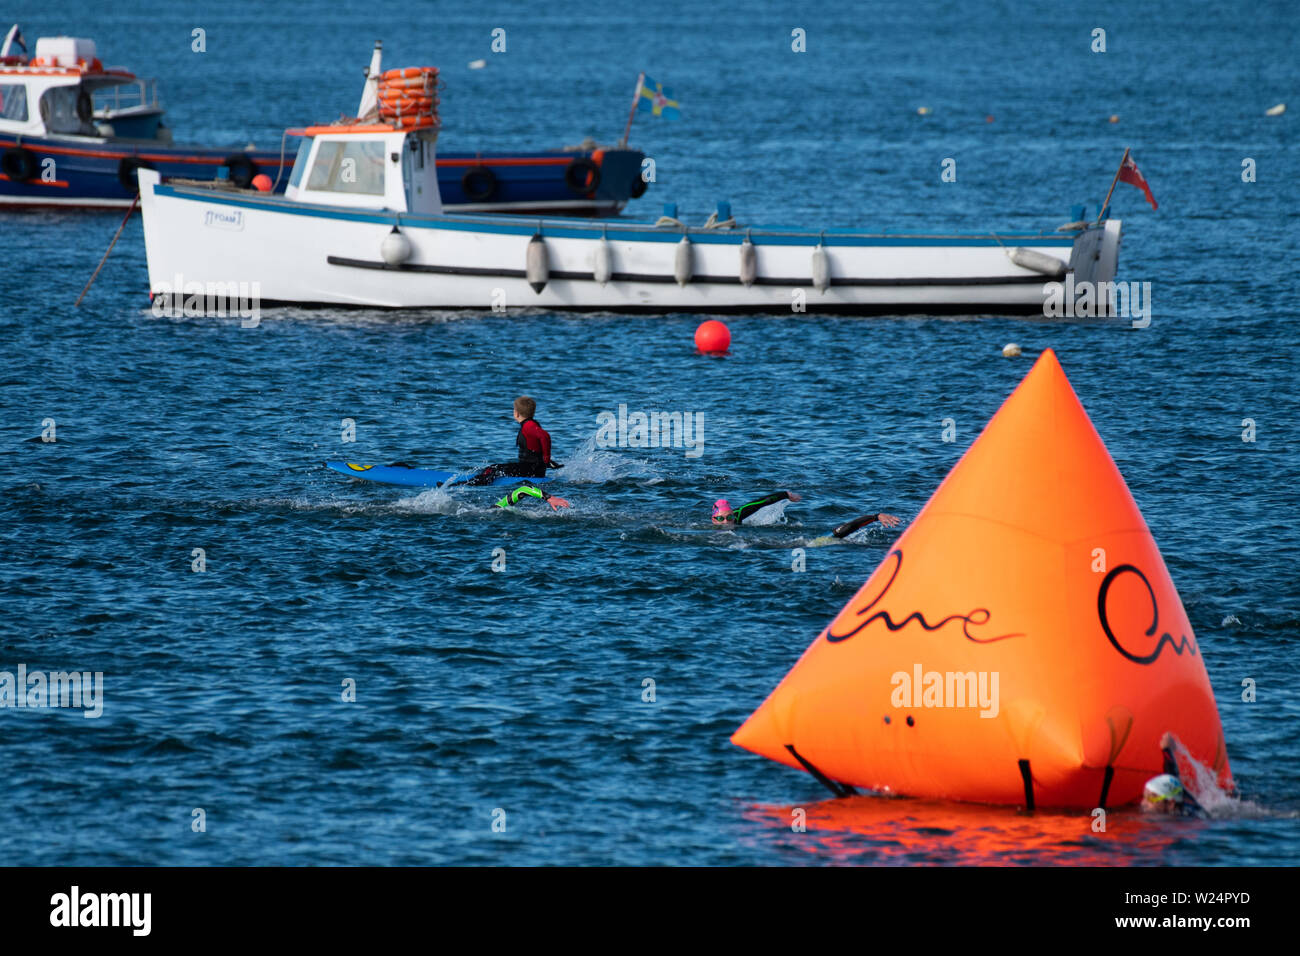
[325,462,551,488]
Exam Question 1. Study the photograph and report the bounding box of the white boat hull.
[139,171,1122,315]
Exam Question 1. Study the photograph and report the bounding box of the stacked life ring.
[377,67,441,131]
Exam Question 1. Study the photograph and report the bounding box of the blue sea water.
[2,0,1298,865]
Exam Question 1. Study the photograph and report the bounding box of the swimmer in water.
[710,490,803,525]
[711,491,900,537]
[808,512,903,545]
[1140,732,1204,816]
[494,483,570,511]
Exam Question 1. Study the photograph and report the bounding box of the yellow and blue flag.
[637,77,681,120]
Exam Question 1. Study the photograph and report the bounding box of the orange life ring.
[379,76,436,92]
[378,99,438,112]
[379,110,438,123]
[378,101,438,113]
[381,66,438,80]
[380,109,438,122]
[378,105,439,118]
[377,89,438,105]
[385,114,437,130]
[377,85,437,97]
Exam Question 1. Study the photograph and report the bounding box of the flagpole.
[1096,147,1131,223]
[618,72,645,147]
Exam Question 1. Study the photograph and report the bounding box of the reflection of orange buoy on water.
[741,796,1179,865]
[732,349,1231,809]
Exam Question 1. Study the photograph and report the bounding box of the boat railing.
[92,78,160,114]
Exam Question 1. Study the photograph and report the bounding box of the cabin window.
[287,138,313,189]
[0,84,27,121]
[39,85,95,134]
[304,139,385,195]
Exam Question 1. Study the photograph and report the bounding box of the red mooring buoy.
[695,320,731,353]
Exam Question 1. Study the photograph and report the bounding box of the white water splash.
[1166,734,1266,819]
[555,429,659,483]
[392,486,483,516]
[738,499,791,526]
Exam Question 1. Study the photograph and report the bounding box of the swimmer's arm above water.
[832,512,901,538]
[732,491,801,523]
[494,483,571,511]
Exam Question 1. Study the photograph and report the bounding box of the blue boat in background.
[0,25,647,214]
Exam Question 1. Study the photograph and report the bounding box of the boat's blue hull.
[0,135,645,213]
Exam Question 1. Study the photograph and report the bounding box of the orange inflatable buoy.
[732,349,1231,809]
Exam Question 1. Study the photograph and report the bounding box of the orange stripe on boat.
[0,141,288,165]
[0,174,69,186]
[300,124,404,136]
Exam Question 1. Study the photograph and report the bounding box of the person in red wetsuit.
[468,396,562,485]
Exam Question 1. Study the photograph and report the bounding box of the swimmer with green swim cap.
[494,483,570,511]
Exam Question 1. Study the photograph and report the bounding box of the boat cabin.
[0,29,167,141]
[284,126,443,214]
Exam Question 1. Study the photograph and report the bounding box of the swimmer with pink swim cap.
[710,491,800,525]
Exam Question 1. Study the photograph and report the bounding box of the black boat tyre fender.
[1,147,39,182]
[223,153,258,188]
[564,157,600,194]
[117,156,156,192]
[629,173,648,198]
[461,165,496,202]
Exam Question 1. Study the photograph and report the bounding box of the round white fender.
[593,237,612,285]
[739,237,757,287]
[674,235,693,286]
[1007,246,1066,277]
[811,243,830,292]
[526,234,549,293]
[381,227,412,266]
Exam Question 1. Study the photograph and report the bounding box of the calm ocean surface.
[2,0,1298,865]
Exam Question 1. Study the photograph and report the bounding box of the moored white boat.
[138,66,1122,315]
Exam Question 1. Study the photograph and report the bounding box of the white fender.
[380,226,412,265]
[526,234,549,293]
[811,243,830,292]
[674,235,693,286]
[593,237,612,285]
[1007,246,1066,277]
[739,237,757,287]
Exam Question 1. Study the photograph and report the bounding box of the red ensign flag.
[1118,154,1158,210]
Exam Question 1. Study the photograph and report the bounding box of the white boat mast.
[2,24,26,58]
[356,41,382,119]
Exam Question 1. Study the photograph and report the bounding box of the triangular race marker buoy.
[732,349,1231,808]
